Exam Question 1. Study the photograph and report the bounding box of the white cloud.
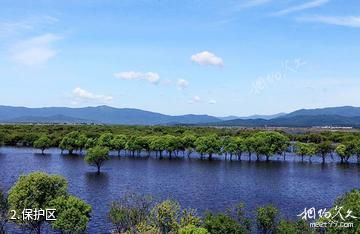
[209,99,217,104]
[177,79,189,90]
[273,0,329,16]
[114,71,160,84]
[297,16,360,27]
[10,33,61,66]
[188,96,201,104]
[72,87,113,104]
[191,51,224,67]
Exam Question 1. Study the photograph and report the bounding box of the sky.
[0,0,359,117]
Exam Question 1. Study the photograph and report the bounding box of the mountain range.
[1,105,360,128]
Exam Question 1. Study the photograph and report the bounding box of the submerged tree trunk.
[97,163,101,174]
[238,153,242,161]
[266,155,270,162]
[208,153,213,160]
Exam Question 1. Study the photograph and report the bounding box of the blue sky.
[0,0,359,116]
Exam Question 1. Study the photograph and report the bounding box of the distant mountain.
[3,115,93,124]
[285,106,360,118]
[2,105,360,127]
[0,105,220,125]
[212,115,360,128]
[210,106,360,128]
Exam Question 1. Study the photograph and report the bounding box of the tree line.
[29,130,360,173]
[1,172,359,233]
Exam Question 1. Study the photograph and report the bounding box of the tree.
[256,205,278,234]
[111,134,127,156]
[33,135,51,154]
[0,189,8,234]
[179,225,209,234]
[8,172,68,233]
[222,137,237,161]
[195,135,221,160]
[59,131,82,154]
[150,200,181,234]
[109,193,153,234]
[97,132,114,148]
[316,141,333,164]
[319,189,360,234]
[204,213,246,234]
[295,142,316,162]
[276,220,296,234]
[182,134,197,158]
[85,146,110,174]
[76,133,88,154]
[244,137,256,161]
[335,144,351,163]
[149,136,167,159]
[84,138,96,150]
[234,137,246,160]
[180,209,201,227]
[125,136,144,157]
[163,135,180,159]
[49,195,91,234]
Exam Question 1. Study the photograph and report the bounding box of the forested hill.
[0,105,220,125]
[1,105,360,127]
[212,115,360,128]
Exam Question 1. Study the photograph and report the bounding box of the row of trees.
[1,172,359,233]
[31,131,360,166]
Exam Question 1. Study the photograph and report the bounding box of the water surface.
[0,147,359,233]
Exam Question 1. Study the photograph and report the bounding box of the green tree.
[204,213,246,234]
[111,134,127,156]
[295,142,316,162]
[244,137,256,161]
[84,138,96,150]
[316,141,333,164]
[319,189,360,234]
[76,133,88,154]
[85,146,110,174]
[0,189,8,234]
[222,137,238,161]
[97,132,114,148]
[195,135,221,160]
[150,136,167,159]
[150,200,180,234]
[49,195,91,234]
[33,135,51,154]
[335,144,351,163]
[59,131,82,154]
[109,193,153,234]
[180,209,201,227]
[179,225,209,234]
[8,172,68,233]
[256,204,279,234]
[182,134,196,158]
[276,219,296,234]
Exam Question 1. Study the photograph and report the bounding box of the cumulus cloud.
[297,16,360,27]
[114,71,160,84]
[72,87,113,104]
[191,51,223,67]
[209,99,217,104]
[10,33,61,66]
[273,0,329,16]
[177,79,189,90]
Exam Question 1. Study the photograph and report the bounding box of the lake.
[0,147,359,233]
